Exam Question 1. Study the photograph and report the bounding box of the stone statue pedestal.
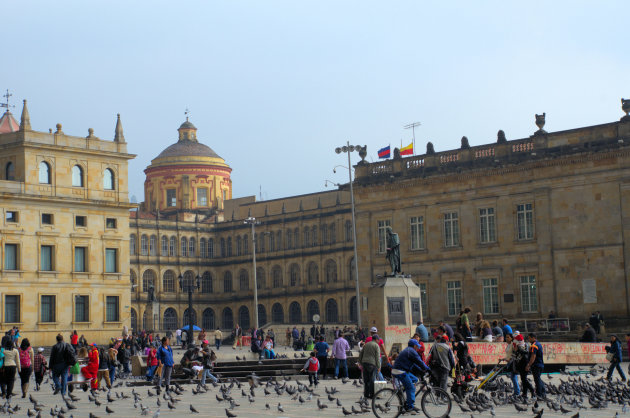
[144,301,160,331]
[367,275,421,355]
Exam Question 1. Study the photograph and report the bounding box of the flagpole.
[404,122,421,157]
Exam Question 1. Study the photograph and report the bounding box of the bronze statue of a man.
[386,227,401,275]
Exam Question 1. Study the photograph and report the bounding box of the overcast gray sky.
[3,1,629,202]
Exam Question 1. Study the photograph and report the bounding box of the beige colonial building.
[0,102,135,345]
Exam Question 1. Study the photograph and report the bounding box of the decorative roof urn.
[534,113,547,135]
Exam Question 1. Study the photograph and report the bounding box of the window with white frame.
[197,188,208,206]
[41,245,54,271]
[105,248,117,273]
[377,219,392,253]
[169,236,176,257]
[447,281,462,316]
[410,216,425,250]
[161,236,168,256]
[189,237,196,256]
[482,278,499,314]
[166,189,177,207]
[479,207,496,243]
[520,275,538,313]
[140,235,148,255]
[443,212,460,247]
[517,203,534,240]
[181,237,188,257]
[149,235,157,256]
[74,246,87,272]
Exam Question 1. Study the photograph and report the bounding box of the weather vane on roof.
[185,107,190,121]
[1,89,14,113]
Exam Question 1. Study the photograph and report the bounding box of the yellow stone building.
[0,101,135,345]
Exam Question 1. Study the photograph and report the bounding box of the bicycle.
[372,372,452,418]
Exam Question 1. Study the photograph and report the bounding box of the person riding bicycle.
[392,339,430,412]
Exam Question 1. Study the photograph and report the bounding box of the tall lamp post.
[335,141,364,329]
[244,217,260,330]
[179,273,200,347]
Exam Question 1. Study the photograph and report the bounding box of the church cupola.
[178,117,198,141]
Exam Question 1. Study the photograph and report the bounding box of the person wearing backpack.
[18,338,34,398]
[1,335,21,399]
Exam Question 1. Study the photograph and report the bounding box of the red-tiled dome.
[0,111,19,134]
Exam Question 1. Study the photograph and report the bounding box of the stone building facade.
[0,102,135,345]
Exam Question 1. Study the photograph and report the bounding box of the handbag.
[606,352,615,362]
[70,362,81,374]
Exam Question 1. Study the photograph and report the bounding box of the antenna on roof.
[404,121,421,156]
[1,89,15,113]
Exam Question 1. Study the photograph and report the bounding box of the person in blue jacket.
[392,339,430,412]
[606,334,626,381]
[156,336,174,390]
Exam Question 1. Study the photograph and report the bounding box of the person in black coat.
[579,323,597,343]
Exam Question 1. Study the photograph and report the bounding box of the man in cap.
[392,339,430,412]
[358,333,381,399]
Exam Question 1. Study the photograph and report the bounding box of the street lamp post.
[244,217,260,330]
[179,273,200,347]
[335,141,364,329]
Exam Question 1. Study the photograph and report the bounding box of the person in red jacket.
[81,343,99,390]
[70,331,79,352]
[145,346,159,382]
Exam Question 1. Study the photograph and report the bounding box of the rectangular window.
[4,295,19,323]
[75,295,89,322]
[4,244,18,270]
[105,248,117,273]
[447,281,462,316]
[197,188,208,206]
[377,220,392,254]
[482,278,499,314]
[40,245,53,271]
[74,246,87,272]
[410,216,425,250]
[42,213,53,225]
[418,282,428,319]
[520,275,538,313]
[444,212,460,247]
[6,211,18,223]
[479,207,496,243]
[41,295,56,322]
[166,189,177,207]
[75,215,86,227]
[106,218,117,229]
[161,237,168,256]
[517,203,534,240]
[106,296,119,322]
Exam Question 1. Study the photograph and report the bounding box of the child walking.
[300,352,320,387]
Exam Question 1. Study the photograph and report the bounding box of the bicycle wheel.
[420,387,452,418]
[372,388,404,418]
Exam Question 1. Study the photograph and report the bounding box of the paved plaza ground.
[9,363,630,417]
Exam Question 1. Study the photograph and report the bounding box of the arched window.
[330,223,336,244]
[39,161,51,184]
[226,237,232,257]
[140,235,148,255]
[325,299,339,323]
[142,269,156,293]
[349,257,356,282]
[238,306,250,329]
[163,308,178,330]
[236,236,242,256]
[183,308,197,328]
[303,228,309,248]
[325,259,337,283]
[202,308,215,330]
[180,237,188,257]
[269,233,274,252]
[271,303,284,324]
[103,168,115,190]
[200,238,206,258]
[276,231,282,251]
[222,308,234,330]
[130,234,136,256]
[239,269,249,290]
[345,221,353,242]
[5,162,14,181]
[349,296,358,323]
[189,237,195,256]
[272,265,282,288]
[243,235,248,255]
[149,235,157,256]
[224,271,233,293]
[308,262,318,285]
[307,300,320,321]
[183,270,195,290]
[201,272,212,293]
[289,302,301,323]
[289,263,300,286]
[130,308,138,331]
[162,270,175,293]
[169,236,176,256]
[294,228,300,248]
[161,236,168,256]
[208,238,214,258]
[72,165,83,187]
[258,304,267,326]
[220,238,225,257]
[311,226,318,246]
[322,224,328,245]
[256,267,265,289]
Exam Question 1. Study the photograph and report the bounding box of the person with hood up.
[606,334,626,381]
[82,343,99,391]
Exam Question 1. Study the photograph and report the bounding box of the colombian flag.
[378,145,391,159]
[400,142,413,156]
